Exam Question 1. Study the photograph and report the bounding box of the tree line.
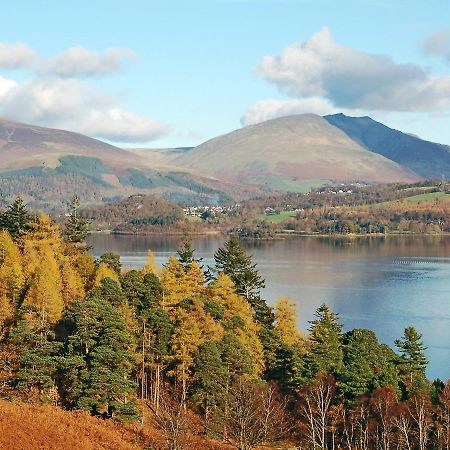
[0,196,449,449]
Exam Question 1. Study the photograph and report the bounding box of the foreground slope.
[173,114,420,191]
[0,400,140,450]
[325,113,450,179]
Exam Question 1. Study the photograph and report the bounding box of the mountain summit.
[172,114,420,191]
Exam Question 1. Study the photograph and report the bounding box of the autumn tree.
[274,296,302,346]
[0,230,24,330]
[214,236,273,326]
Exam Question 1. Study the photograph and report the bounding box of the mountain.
[0,118,234,208]
[172,114,420,192]
[324,113,450,179]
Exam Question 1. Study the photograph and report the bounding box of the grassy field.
[248,176,329,193]
[258,210,297,223]
[402,191,450,203]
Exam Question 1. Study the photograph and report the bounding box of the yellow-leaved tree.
[93,262,121,288]
[209,273,264,376]
[0,230,24,320]
[22,244,64,324]
[274,296,302,346]
[61,257,85,305]
[161,257,205,311]
[141,249,160,276]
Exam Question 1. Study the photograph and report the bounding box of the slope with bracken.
[172,114,421,193]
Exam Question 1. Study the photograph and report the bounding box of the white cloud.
[0,76,169,142]
[242,97,367,126]
[423,29,450,62]
[0,42,38,69]
[42,46,137,77]
[256,27,450,112]
[0,42,169,143]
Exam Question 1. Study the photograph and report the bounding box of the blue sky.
[0,0,449,147]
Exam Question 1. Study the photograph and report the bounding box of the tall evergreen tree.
[61,295,137,420]
[303,304,343,379]
[63,194,89,245]
[395,326,428,392]
[177,237,203,272]
[0,197,31,239]
[214,236,273,326]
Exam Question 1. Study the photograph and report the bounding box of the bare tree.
[409,392,433,450]
[148,384,191,450]
[370,385,398,450]
[437,382,450,450]
[221,380,288,450]
[392,402,413,450]
[297,372,336,449]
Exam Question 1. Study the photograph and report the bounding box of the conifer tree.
[22,245,64,324]
[99,252,122,276]
[63,194,89,245]
[0,230,24,327]
[10,306,62,402]
[93,261,121,287]
[395,326,428,390]
[214,236,273,326]
[169,308,203,404]
[0,196,31,239]
[274,297,302,346]
[177,237,202,272]
[141,249,160,276]
[62,295,137,420]
[304,304,343,379]
[61,256,85,305]
[191,341,230,417]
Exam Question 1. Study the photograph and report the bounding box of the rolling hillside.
[172,114,420,192]
[0,118,233,208]
[325,113,450,179]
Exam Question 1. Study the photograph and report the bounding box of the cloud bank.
[244,28,450,125]
[0,43,168,142]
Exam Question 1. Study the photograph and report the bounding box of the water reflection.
[87,234,450,380]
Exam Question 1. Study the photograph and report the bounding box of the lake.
[87,233,450,380]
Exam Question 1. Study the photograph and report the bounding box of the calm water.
[87,234,450,380]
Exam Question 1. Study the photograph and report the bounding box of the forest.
[0,196,449,450]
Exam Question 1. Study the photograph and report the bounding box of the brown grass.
[0,400,232,450]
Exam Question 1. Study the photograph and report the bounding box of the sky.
[0,0,450,148]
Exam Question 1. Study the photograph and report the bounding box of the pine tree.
[395,326,428,391]
[214,236,273,326]
[0,197,31,239]
[304,304,343,379]
[61,256,85,306]
[99,252,122,277]
[191,341,230,418]
[177,237,203,272]
[63,194,89,245]
[274,297,302,346]
[62,296,138,420]
[10,306,62,402]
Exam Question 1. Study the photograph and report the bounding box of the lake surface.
[87,234,450,380]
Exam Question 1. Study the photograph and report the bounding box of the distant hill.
[0,118,233,208]
[324,113,450,179]
[172,114,420,192]
[81,194,185,232]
